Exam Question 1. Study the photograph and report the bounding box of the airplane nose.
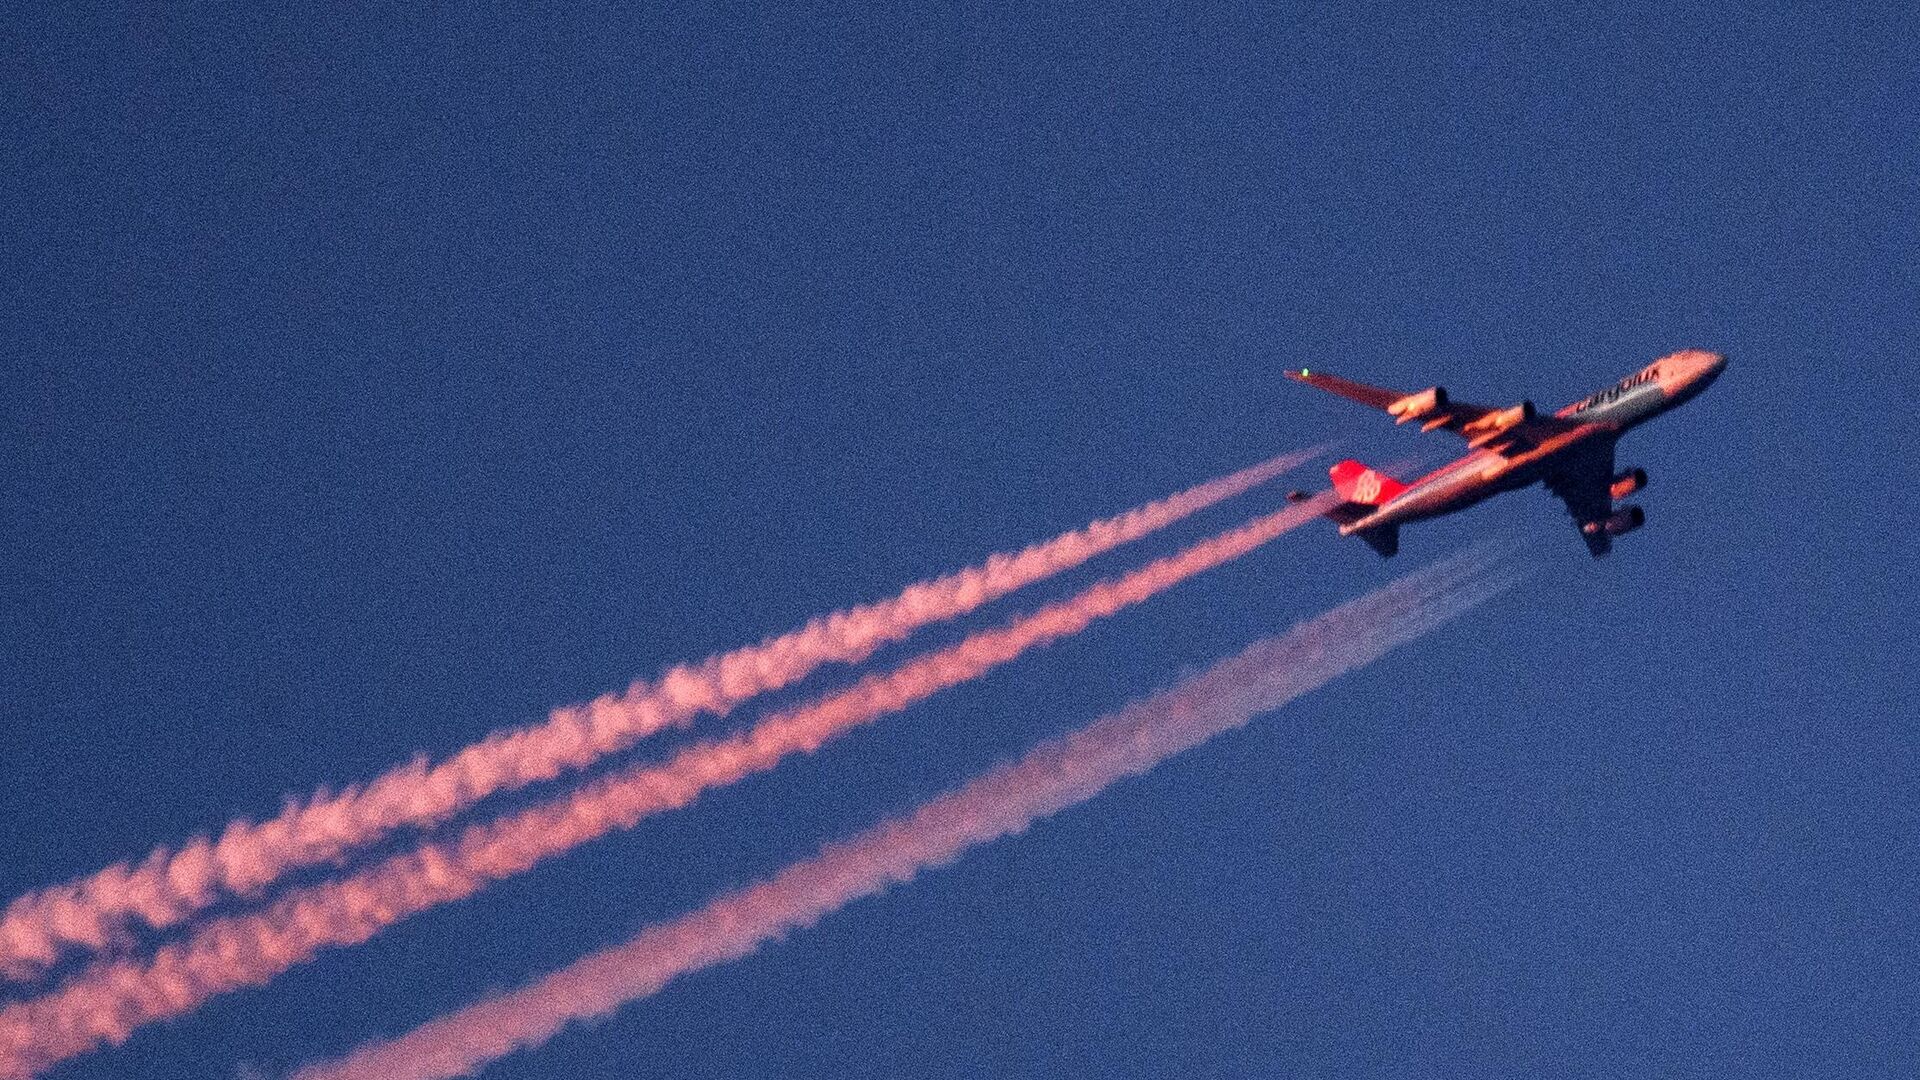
[1695,352,1727,390]
[1653,349,1725,397]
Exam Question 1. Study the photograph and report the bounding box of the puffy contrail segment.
[293,552,1515,1080]
[0,448,1320,983]
[0,493,1339,1077]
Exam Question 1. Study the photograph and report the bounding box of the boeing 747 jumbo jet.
[1285,350,1727,557]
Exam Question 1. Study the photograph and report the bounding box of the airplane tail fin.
[1328,460,1408,506]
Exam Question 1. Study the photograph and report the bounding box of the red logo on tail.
[1329,460,1407,505]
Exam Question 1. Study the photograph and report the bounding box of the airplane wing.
[1541,435,1617,557]
[1282,370,1412,412]
[1285,368,1580,454]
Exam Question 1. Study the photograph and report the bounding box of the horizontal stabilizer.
[1325,501,1374,527]
[1356,523,1401,558]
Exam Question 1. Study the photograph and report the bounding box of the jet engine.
[1602,505,1645,536]
[1609,467,1648,501]
[1461,400,1536,446]
[1387,386,1448,424]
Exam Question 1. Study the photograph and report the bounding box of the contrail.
[287,551,1516,1080]
[0,447,1320,983]
[0,494,1340,1077]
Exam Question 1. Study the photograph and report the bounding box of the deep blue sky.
[4,4,1915,1078]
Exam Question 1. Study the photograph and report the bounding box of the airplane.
[1283,349,1727,557]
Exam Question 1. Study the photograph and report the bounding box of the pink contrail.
[0,447,1320,982]
[0,493,1340,1077]
[287,551,1514,1080]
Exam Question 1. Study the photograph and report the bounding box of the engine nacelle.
[1602,505,1646,537]
[1461,400,1536,445]
[1609,467,1648,501]
[1387,386,1448,424]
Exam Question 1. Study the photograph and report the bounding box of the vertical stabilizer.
[1328,460,1408,506]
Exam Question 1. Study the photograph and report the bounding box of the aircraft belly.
[1348,467,1537,533]
[1402,471,1528,520]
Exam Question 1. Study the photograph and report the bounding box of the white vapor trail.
[0,496,1338,1076]
[290,550,1517,1080]
[0,446,1320,983]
